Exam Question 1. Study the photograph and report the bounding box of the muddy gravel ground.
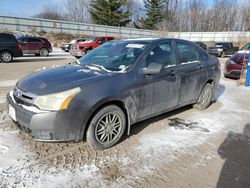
[0,52,250,188]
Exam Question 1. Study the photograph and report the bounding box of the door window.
[176,42,199,64]
[28,37,42,43]
[146,42,175,67]
[107,37,114,41]
[97,38,105,44]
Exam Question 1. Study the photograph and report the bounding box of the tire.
[193,83,213,110]
[0,51,13,63]
[39,48,49,57]
[87,105,126,150]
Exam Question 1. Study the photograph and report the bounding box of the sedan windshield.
[70,39,78,43]
[79,41,149,71]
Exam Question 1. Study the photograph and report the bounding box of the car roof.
[121,38,194,44]
[89,36,115,38]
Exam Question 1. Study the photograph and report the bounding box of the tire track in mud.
[0,110,139,185]
[0,114,144,187]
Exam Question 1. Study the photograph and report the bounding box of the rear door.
[28,37,43,54]
[175,41,205,105]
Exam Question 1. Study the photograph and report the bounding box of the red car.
[16,36,52,56]
[224,52,246,79]
[70,36,115,58]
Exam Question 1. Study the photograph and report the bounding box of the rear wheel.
[193,83,213,110]
[0,51,13,63]
[87,105,126,150]
[39,48,49,57]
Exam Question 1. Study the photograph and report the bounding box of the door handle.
[170,70,177,76]
[197,64,204,69]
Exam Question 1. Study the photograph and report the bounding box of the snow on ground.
[0,77,249,187]
[0,94,6,104]
[0,80,18,88]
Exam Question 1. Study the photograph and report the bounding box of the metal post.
[245,53,250,87]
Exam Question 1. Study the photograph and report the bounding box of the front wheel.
[87,105,126,150]
[193,83,213,110]
[0,51,13,63]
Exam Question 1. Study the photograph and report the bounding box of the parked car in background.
[0,33,23,63]
[237,43,250,53]
[70,36,115,58]
[224,52,247,79]
[7,38,220,150]
[208,42,239,57]
[194,41,207,51]
[16,36,52,56]
[61,38,86,52]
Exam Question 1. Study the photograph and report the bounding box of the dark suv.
[7,38,220,150]
[0,33,23,63]
[16,36,52,56]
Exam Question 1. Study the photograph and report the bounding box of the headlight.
[218,48,223,52]
[34,87,81,111]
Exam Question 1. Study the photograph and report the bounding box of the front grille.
[71,45,79,50]
[14,95,32,106]
[13,87,36,106]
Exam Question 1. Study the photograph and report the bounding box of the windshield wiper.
[85,63,109,72]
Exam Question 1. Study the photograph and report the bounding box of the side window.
[198,48,209,61]
[107,37,114,41]
[17,37,28,43]
[28,37,41,43]
[146,42,175,67]
[97,38,105,44]
[23,37,28,43]
[176,42,199,64]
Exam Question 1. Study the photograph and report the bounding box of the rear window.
[0,34,16,43]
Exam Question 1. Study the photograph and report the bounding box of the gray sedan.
[7,38,221,149]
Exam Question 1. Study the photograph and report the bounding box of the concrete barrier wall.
[1,15,250,42]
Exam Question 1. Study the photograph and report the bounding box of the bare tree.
[65,0,92,23]
[34,5,66,20]
[239,3,250,31]
[32,0,250,32]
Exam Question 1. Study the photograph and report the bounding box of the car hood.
[17,65,110,95]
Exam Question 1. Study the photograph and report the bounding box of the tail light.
[16,43,22,50]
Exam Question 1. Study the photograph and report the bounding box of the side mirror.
[141,63,163,75]
[97,40,103,44]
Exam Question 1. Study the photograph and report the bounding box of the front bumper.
[69,50,85,57]
[208,50,221,56]
[224,63,242,79]
[7,92,83,142]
